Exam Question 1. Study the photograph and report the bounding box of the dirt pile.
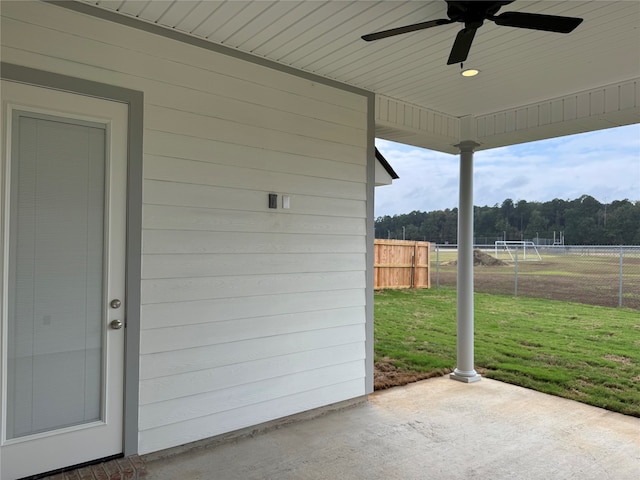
[445,249,508,267]
[473,249,508,266]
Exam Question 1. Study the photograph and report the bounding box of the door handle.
[110,319,123,330]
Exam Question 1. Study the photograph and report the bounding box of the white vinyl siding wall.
[1,2,369,454]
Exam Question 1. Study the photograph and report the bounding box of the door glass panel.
[6,112,106,439]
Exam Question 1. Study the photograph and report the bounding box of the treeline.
[375,195,640,245]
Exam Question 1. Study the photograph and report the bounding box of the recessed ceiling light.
[461,69,480,77]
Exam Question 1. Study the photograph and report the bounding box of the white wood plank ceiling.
[82,1,639,147]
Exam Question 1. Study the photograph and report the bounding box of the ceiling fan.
[361,1,583,65]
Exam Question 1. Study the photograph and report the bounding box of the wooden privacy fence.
[374,240,431,289]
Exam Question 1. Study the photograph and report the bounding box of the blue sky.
[374,124,640,218]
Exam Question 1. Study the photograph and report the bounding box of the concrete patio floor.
[144,376,640,480]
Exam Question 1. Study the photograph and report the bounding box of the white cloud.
[375,124,640,217]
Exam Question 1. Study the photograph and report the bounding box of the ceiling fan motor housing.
[446,1,513,28]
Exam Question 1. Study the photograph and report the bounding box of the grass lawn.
[375,287,640,417]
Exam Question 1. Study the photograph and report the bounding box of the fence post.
[514,245,519,297]
[410,242,416,289]
[619,245,624,307]
[436,244,440,289]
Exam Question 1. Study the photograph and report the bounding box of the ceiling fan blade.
[362,18,454,42]
[447,27,477,65]
[492,12,583,33]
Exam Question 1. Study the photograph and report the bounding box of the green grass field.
[375,287,640,417]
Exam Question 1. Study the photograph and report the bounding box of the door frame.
[0,62,143,457]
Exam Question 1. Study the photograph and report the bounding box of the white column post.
[450,140,482,383]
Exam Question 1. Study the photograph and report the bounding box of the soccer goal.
[494,241,542,261]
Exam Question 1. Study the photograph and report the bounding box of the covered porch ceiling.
[82,0,639,154]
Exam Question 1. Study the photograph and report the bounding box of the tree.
[374,196,639,245]
[607,201,640,244]
[525,210,548,241]
[514,200,532,240]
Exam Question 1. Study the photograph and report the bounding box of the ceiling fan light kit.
[362,1,583,65]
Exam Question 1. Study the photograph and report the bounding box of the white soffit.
[82,1,640,152]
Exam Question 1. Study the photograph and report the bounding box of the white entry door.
[1,81,128,480]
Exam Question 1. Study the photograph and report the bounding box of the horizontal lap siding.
[1,2,369,455]
[138,380,365,454]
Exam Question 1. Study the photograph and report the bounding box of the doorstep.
[39,455,146,480]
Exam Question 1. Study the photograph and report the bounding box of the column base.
[450,369,482,383]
